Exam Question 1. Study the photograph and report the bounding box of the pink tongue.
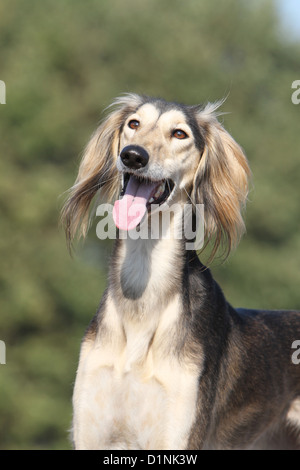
[113,176,158,231]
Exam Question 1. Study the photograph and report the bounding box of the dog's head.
[61,94,250,259]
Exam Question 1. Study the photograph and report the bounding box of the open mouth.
[121,173,175,208]
[113,173,175,231]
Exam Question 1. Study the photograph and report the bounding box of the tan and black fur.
[62,94,300,450]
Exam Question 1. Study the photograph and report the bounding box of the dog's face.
[62,94,250,259]
[114,101,206,230]
[118,102,204,191]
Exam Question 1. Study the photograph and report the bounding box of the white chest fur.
[72,293,202,450]
[72,231,203,450]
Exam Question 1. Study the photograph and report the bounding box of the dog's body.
[62,94,300,449]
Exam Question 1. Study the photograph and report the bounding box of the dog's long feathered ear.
[191,102,251,261]
[61,94,143,249]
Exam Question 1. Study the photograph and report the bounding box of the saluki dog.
[62,94,300,450]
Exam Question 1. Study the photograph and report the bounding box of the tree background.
[0,0,299,449]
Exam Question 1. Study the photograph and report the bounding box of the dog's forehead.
[136,103,160,122]
[137,102,188,126]
[133,100,204,151]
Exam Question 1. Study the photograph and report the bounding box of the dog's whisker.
[182,184,198,212]
[73,175,119,197]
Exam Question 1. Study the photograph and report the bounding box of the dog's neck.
[109,207,189,317]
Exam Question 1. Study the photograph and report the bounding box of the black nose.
[120,145,149,170]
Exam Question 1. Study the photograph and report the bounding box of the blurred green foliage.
[0,0,299,449]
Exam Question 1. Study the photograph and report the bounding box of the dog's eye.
[128,120,140,130]
[172,129,188,139]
